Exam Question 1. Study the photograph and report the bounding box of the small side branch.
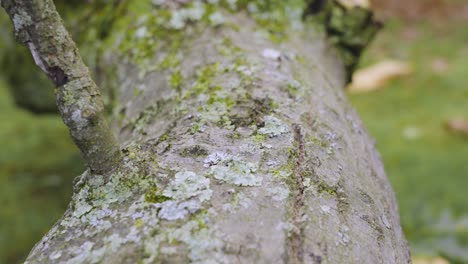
[1,0,121,174]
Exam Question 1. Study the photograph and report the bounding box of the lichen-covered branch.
[8,1,409,263]
[1,0,121,173]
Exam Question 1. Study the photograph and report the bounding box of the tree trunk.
[23,1,410,263]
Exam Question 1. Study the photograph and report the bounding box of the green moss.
[216,37,242,56]
[184,63,221,99]
[169,70,184,91]
[287,84,298,98]
[190,123,201,135]
[252,134,266,142]
[133,88,143,97]
[145,187,172,204]
[159,133,168,142]
[134,218,144,228]
[107,0,312,74]
[309,135,330,148]
[235,0,306,43]
[190,209,209,230]
[207,91,234,107]
[316,182,338,196]
[158,52,181,70]
[229,132,242,139]
[304,1,380,77]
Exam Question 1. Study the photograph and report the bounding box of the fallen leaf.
[413,256,450,264]
[337,0,370,9]
[347,60,413,93]
[445,117,468,137]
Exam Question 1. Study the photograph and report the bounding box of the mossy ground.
[0,79,84,263]
[349,18,468,260]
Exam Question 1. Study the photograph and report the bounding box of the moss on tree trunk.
[3,1,409,263]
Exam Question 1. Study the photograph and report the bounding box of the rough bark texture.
[1,0,121,173]
[20,1,409,263]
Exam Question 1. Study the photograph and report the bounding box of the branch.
[1,0,121,174]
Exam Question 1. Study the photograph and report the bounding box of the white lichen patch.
[209,12,225,26]
[28,146,226,262]
[275,221,296,233]
[236,65,255,76]
[49,251,62,260]
[169,10,187,29]
[205,153,261,186]
[337,225,351,245]
[200,101,228,123]
[267,185,290,202]
[71,109,89,131]
[153,171,213,221]
[204,152,230,167]
[235,192,252,209]
[157,200,194,220]
[143,218,226,264]
[170,222,224,262]
[66,241,96,264]
[12,9,32,31]
[72,200,93,218]
[135,26,148,38]
[381,214,392,229]
[262,48,281,60]
[274,169,292,179]
[258,115,289,138]
[169,1,206,29]
[31,155,165,260]
[163,171,212,201]
[303,177,311,188]
[266,160,280,167]
[320,205,331,214]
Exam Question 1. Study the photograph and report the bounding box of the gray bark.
[23,2,410,264]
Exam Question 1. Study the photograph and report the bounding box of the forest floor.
[349,2,468,262]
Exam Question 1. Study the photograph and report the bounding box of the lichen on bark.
[3,1,409,263]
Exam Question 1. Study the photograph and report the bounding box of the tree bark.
[20,1,410,263]
[1,0,122,174]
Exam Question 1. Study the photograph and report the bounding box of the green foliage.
[349,19,468,260]
[0,79,84,263]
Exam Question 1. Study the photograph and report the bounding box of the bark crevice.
[286,124,307,264]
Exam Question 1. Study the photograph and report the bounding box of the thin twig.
[1,0,121,174]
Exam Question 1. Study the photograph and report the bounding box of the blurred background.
[0,0,467,263]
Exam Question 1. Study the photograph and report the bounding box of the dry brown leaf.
[347,60,413,93]
[413,256,450,264]
[445,117,468,136]
[338,0,370,9]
